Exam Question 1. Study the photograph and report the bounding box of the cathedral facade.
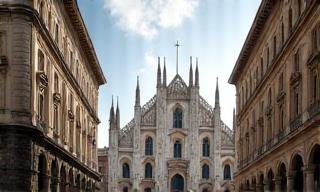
[108,57,235,192]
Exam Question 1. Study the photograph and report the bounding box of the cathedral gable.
[141,95,157,126]
[119,119,134,148]
[199,96,214,127]
[167,75,189,100]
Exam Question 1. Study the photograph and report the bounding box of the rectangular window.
[54,73,59,93]
[279,73,284,92]
[54,23,59,44]
[294,51,300,72]
[38,50,45,71]
[273,36,277,58]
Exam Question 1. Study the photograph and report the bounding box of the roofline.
[63,0,106,85]
[228,0,275,85]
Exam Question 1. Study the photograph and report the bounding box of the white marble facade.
[108,57,235,192]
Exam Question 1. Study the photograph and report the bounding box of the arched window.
[289,8,293,33]
[174,140,182,158]
[144,188,151,192]
[224,164,231,180]
[122,163,130,178]
[145,163,152,178]
[202,137,210,157]
[173,107,183,128]
[145,137,153,156]
[202,164,209,179]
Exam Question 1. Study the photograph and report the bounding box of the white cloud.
[104,0,199,39]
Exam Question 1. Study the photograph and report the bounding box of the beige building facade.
[108,57,235,192]
[0,0,106,191]
[229,0,320,191]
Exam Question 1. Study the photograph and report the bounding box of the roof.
[63,0,106,85]
[228,0,275,84]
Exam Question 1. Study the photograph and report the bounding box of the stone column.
[286,176,294,192]
[304,165,315,192]
[274,176,281,192]
[264,179,270,192]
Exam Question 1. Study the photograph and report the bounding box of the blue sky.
[78,0,261,148]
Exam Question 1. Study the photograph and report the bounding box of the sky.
[78,0,261,148]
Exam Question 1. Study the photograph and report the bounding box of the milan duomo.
[108,57,235,192]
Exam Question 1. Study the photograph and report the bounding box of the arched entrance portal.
[171,174,184,192]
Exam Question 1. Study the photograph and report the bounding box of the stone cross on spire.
[175,40,180,74]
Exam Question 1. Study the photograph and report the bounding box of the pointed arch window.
[202,164,209,179]
[145,163,152,178]
[145,137,153,155]
[122,163,130,178]
[173,107,183,128]
[202,137,210,157]
[174,140,182,158]
[224,164,231,180]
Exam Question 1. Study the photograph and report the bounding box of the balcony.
[308,101,320,118]
[290,114,302,132]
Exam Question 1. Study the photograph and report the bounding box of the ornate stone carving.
[200,96,214,127]
[290,71,301,85]
[141,95,156,126]
[119,119,134,147]
[53,92,61,104]
[68,109,74,120]
[167,75,189,100]
[36,71,48,92]
[221,121,234,147]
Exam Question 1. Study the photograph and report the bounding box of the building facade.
[229,0,320,191]
[108,57,235,192]
[98,147,109,192]
[0,0,106,191]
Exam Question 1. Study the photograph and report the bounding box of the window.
[122,163,130,178]
[202,138,210,157]
[267,47,270,68]
[273,36,277,58]
[311,71,319,102]
[281,22,285,45]
[38,50,45,71]
[144,188,151,192]
[294,51,300,72]
[279,73,284,92]
[145,163,152,178]
[313,27,318,50]
[54,73,59,93]
[202,164,209,179]
[38,94,44,121]
[54,23,59,44]
[174,140,182,158]
[224,164,231,180]
[145,137,153,156]
[70,50,73,71]
[173,107,183,128]
[39,1,44,19]
[289,8,293,33]
[123,187,128,192]
[279,104,285,131]
[260,57,264,78]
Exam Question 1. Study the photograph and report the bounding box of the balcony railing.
[308,100,320,118]
[290,114,302,132]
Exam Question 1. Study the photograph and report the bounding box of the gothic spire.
[109,96,115,126]
[116,96,120,128]
[163,57,167,86]
[215,77,220,109]
[189,56,193,87]
[195,57,199,87]
[157,57,161,88]
[135,76,140,107]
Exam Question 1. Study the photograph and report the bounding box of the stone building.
[98,147,109,192]
[229,0,320,191]
[0,0,106,191]
[108,56,235,192]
